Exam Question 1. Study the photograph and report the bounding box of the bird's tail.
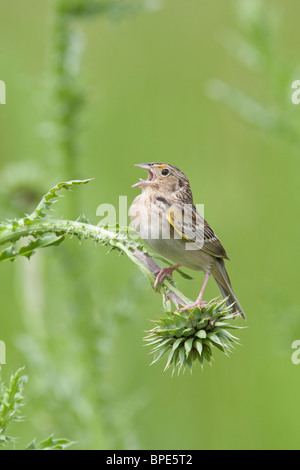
[212,259,246,320]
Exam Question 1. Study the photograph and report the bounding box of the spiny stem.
[0,217,190,307]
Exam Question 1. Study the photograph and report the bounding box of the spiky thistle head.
[144,298,244,375]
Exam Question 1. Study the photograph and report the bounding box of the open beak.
[131,163,154,188]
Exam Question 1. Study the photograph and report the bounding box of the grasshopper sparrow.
[130,163,245,319]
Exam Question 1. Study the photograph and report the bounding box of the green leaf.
[218,329,239,342]
[30,179,93,220]
[183,328,195,337]
[194,339,203,357]
[197,319,209,330]
[195,329,207,339]
[162,294,172,313]
[172,337,185,351]
[214,322,238,329]
[203,344,212,363]
[172,313,189,328]
[178,346,185,365]
[184,337,194,358]
[0,246,17,263]
[25,435,74,450]
[207,333,224,347]
[168,327,185,338]
[150,344,172,365]
[76,214,90,224]
[0,234,65,263]
[0,367,28,443]
[164,349,176,371]
[151,338,173,352]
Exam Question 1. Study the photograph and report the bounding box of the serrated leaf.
[0,367,27,439]
[25,435,74,450]
[0,246,17,262]
[76,214,90,224]
[0,235,65,263]
[30,179,93,220]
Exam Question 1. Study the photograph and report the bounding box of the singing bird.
[130,163,245,319]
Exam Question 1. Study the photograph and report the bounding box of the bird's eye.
[161,168,170,177]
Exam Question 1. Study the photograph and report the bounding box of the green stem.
[0,219,113,245]
[0,218,190,306]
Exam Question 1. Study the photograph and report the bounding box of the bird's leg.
[153,264,181,291]
[179,272,210,312]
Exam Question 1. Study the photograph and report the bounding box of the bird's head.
[132,163,193,202]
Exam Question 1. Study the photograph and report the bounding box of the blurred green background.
[1,0,300,450]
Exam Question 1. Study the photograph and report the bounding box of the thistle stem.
[0,218,190,307]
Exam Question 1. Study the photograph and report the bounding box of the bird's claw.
[153,265,181,292]
[178,300,207,313]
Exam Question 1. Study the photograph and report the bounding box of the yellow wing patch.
[166,206,191,241]
[166,203,229,258]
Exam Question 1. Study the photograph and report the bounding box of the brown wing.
[166,202,229,260]
[202,217,229,260]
